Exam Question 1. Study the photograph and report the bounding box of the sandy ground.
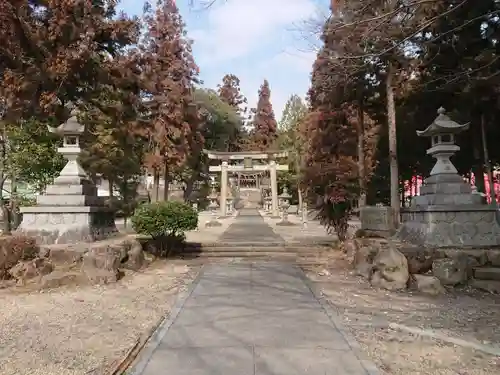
[304,253,500,375]
[0,261,200,375]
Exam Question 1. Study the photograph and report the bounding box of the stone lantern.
[16,104,117,244]
[396,107,500,247]
[277,187,295,226]
[226,187,234,215]
[417,107,469,177]
[205,182,221,227]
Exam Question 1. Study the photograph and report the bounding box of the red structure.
[403,172,500,204]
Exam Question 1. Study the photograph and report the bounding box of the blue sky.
[118,0,330,120]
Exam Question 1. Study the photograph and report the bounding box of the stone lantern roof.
[48,105,84,136]
[416,107,469,137]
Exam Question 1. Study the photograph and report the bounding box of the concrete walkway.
[218,208,284,244]
[129,262,379,375]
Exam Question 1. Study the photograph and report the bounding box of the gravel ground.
[0,261,200,375]
[304,254,500,375]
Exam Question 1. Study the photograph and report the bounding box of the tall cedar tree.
[301,15,361,241]
[217,74,247,113]
[247,80,277,151]
[217,74,247,151]
[139,0,201,200]
[0,0,139,120]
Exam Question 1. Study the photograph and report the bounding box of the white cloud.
[191,0,318,64]
[265,47,317,73]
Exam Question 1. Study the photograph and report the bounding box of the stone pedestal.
[15,106,117,244]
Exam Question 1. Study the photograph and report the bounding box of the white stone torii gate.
[204,150,289,217]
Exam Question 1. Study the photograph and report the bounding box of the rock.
[469,279,500,294]
[122,239,144,271]
[399,246,438,274]
[8,257,53,285]
[370,246,409,291]
[40,271,81,289]
[352,240,380,279]
[82,245,124,272]
[432,258,468,286]
[81,242,127,285]
[0,235,39,278]
[409,274,445,295]
[486,250,500,267]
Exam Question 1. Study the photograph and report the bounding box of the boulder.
[0,235,39,278]
[432,257,468,286]
[8,257,53,285]
[81,242,126,285]
[121,239,145,271]
[351,240,380,279]
[486,250,500,267]
[370,245,409,291]
[409,274,445,295]
[399,246,437,274]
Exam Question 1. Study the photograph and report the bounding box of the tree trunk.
[386,62,400,228]
[481,113,496,206]
[152,170,160,202]
[108,180,113,198]
[10,174,19,229]
[162,162,169,201]
[357,94,366,208]
[184,177,196,202]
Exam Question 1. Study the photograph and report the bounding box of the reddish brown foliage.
[0,0,139,120]
[217,74,247,113]
[247,79,277,151]
[138,0,201,172]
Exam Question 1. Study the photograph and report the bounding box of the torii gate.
[203,150,289,217]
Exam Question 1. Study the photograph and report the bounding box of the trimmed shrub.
[131,201,198,239]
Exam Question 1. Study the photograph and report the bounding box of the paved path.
[129,262,378,375]
[218,208,284,244]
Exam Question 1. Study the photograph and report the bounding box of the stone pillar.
[270,160,279,217]
[220,160,228,216]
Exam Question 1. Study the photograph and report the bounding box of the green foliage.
[7,118,65,191]
[131,201,198,239]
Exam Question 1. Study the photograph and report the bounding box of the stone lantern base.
[396,174,500,247]
[16,206,118,245]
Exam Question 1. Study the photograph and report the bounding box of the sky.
[117,0,330,121]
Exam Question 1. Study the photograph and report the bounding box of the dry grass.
[304,252,500,375]
[0,260,200,375]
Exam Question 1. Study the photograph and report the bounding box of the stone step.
[473,267,500,281]
[469,279,500,294]
[178,251,299,259]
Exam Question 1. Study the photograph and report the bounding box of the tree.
[247,80,278,151]
[0,0,139,121]
[277,94,308,210]
[217,74,247,114]
[217,74,248,151]
[139,0,200,201]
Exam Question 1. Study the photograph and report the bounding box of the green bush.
[131,201,198,239]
